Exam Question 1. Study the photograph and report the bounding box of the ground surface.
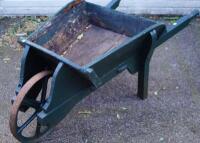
[0,18,200,143]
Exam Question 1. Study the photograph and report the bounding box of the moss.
[162,16,180,23]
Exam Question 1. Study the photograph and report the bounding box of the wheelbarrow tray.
[27,0,157,66]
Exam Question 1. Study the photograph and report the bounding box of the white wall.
[0,0,200,16]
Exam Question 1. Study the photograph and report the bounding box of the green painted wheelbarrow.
[10,0,199,142]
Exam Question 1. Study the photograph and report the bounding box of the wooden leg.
[137,63,149,100]
[137,30,157,100]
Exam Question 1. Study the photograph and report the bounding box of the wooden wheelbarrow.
[9,0,199,142]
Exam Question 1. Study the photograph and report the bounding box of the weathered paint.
[10,0,199,142]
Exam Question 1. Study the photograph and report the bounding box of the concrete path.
[0,19,200,143]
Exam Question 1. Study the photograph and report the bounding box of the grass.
[161,16,180,23]
[0,16,48,49]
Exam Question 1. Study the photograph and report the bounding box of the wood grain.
[64,25,128,66]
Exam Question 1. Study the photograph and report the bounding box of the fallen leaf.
[154,91,158,95]
[16,33,27,37]
[121,107,128,111]
[159,137,164,142]
[78,110,92,115]
[77,33,84,40]
[72,19,76,24]
[3,57,10,62]
[117,113,120,119]
[62,50,67,55]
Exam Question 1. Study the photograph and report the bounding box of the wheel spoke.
[36,123,41,137]
[41,77,48,104]
[22,98,41,111]
[17,112,37,134]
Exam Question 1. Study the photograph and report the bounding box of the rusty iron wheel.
[10,70,52,142]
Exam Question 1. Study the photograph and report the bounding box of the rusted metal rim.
[10,70,52,142]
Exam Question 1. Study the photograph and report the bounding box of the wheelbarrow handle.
[156,9,199,46]
[106,0,121,9]
[167,9,199,33]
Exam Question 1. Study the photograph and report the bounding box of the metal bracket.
[83,68,102,88]
[145,30,158,63]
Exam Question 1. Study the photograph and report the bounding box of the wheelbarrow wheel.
[10,70,52,142]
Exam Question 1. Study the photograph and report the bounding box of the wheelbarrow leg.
[137,30,158,100]
[137,63,149,100]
